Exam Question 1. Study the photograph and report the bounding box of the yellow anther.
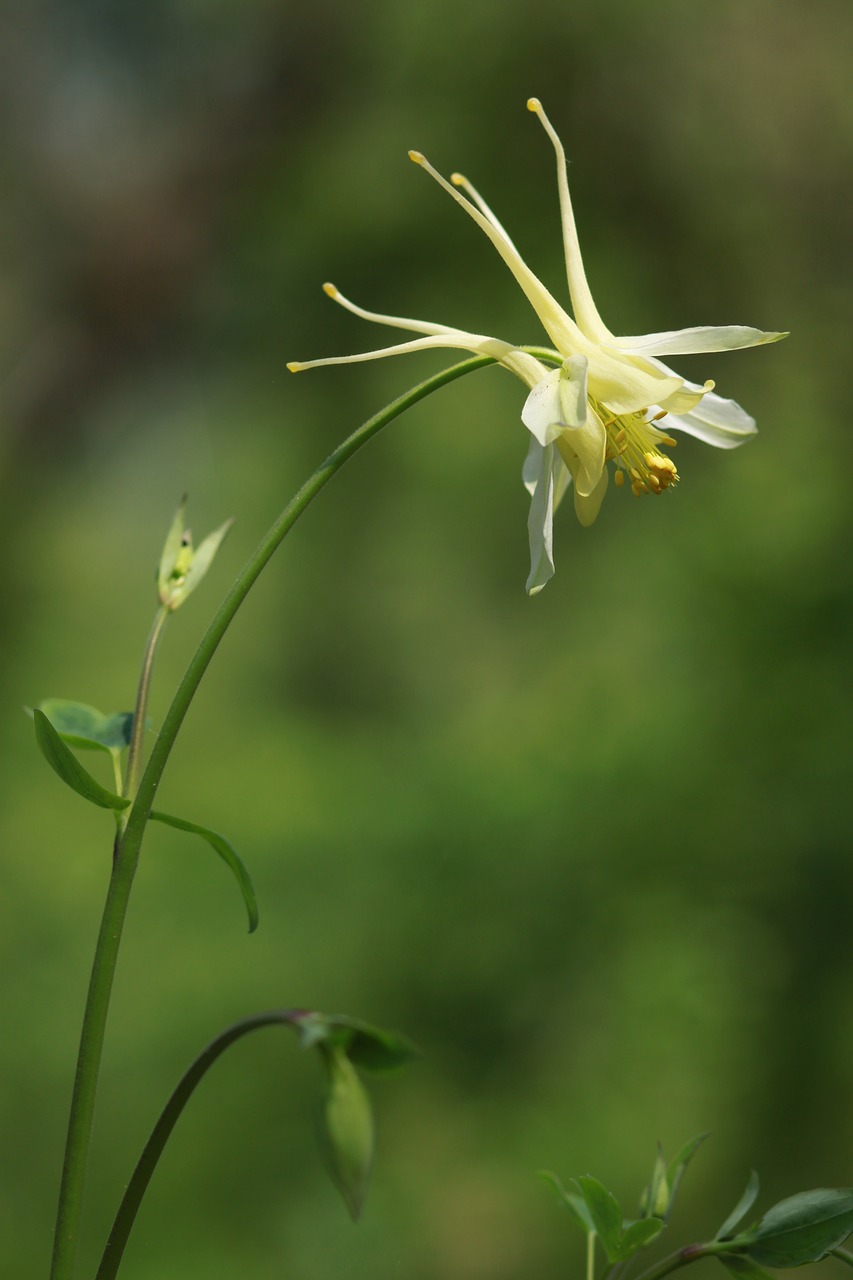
[614,469,625,488]
[286,362,304,373]
[527,97,543,114]
[598,400,680,499]
[323,282,339,298]
[408,150,425,165]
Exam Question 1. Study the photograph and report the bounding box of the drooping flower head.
[289,98,786,593]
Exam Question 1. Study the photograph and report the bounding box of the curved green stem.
[95,1010,297,1280]
[49,354,493,1280]
[832,1250,853,1270]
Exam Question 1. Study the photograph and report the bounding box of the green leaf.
[739,1189,853,1267]
[717,1172,761,1241]
[539,1171,596,1235]
[718,1255,775,1280]
[664,1132,709,1221]
[33,711,131,811]
[577,1175,624,1261]
[35,699,133,752]
[289,1012,418,1071]
[149,811,258,933]
[667,1132,709,1186]
[619,1217,666,1258]
[316,1046,374,1221]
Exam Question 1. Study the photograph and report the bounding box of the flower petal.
[409,150,582,358]
[521,355,588,446]
[555,408,606,498]
[572,462,609,526]
[611,325,789,357]
[527,98,614,345]
[523,439,570,595]
[664,382,758,449]
[289,329,548,389]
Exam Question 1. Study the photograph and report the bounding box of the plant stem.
[832,1250,853,1269]
[123,605,169,808]
[632,1243,721,1280]
[95,1011,297,1280]
[48,354,493,1280]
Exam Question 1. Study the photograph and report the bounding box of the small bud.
[157,496,233,611]
[316,1046,375,1221]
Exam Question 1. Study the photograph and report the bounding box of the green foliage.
[34,700,133,753]
[289,1011,418,1073]
[149,811,259,933]
[733,1189,853,1268]
[541,1165,665,1264]
[316,1045,375,1222]
[32,711,130,812]
[717,1171,761,1241]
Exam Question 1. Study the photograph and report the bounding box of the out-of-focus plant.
[543,1138,853,1280]
[30,97,845,1280]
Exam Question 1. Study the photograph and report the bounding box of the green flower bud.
[157,496,233,611]
[317,1045,374,1222]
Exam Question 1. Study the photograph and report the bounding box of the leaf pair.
[541,1172,664,1263]
[32,705,258,931]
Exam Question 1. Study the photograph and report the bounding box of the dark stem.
[95,1011,298,1280]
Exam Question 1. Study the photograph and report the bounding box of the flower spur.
[288,98,786,593]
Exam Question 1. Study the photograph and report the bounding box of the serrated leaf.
[577,1176,624,1260]
[739,1189,853,1267]
[717,1172,761,1241]
[288,1012,418,1071]
[618,1217,666,1259]
[36,699,133,752]
[149,810,258,932]
[33,711,131,811]
[539,1172,596,1234]
[316,1046,374,1221]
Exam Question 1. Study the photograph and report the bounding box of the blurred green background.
[2,0,851,1277]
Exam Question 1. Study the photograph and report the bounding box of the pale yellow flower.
[289,98,786,593]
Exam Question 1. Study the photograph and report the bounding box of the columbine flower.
[289,98,786,594]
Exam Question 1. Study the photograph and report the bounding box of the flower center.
[601,406,679,497]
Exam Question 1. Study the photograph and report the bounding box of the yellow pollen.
[599,404,680,498]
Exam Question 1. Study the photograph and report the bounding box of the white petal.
[586,346,683,416]
[572,462,609,526]
[521,370,564,446]
[557,355,589,425]
[611,325,789,358]
[523,439,569,595]
[521,356,588,447]
[664,383,758,450]
[556,409,606,498]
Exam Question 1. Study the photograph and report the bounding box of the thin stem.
[49,354,493,1280]
[123,605,169,807]
[832,1250,853,1269]
[632,1242,720,1280]
[95,1011,297,1280]
[587,1231,597,1280]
